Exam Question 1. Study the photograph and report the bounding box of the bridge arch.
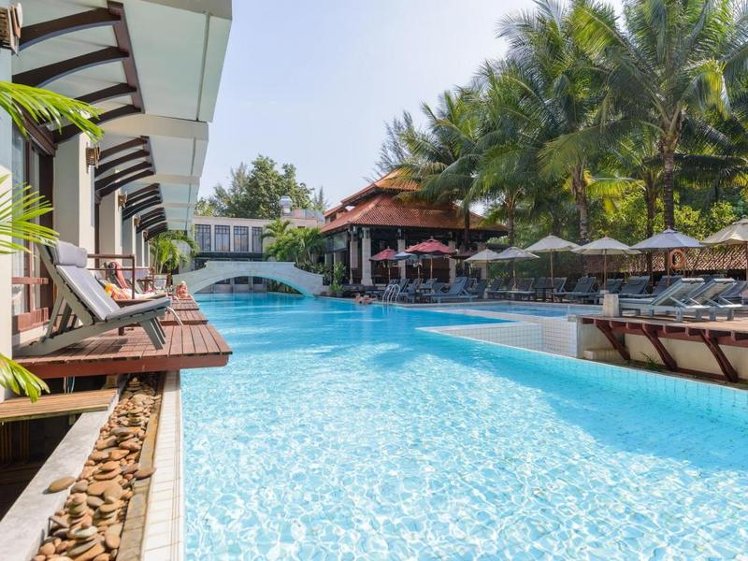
[173,261,324,297]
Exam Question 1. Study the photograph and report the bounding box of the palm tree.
[491,0,610,243]
[0,82,101,401]
[383,89,483,249]
[569,0,748,229]
[150,231,199,274]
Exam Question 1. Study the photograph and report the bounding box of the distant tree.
[208,155,312,219]
[311,187,328,212]
[194,197,217,216]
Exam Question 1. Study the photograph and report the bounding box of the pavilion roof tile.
[320,193,506,234]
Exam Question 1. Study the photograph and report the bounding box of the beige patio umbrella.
[495,246,539,287]
[465,248,502,279]
[572,236,638,285]
[702,217,748,280]
[525,235,580,294]
[631,228,703,278]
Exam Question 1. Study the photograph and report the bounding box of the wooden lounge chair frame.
[17,241,171,357]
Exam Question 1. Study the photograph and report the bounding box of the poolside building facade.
[0,1,232,555]
[321,173,508,284]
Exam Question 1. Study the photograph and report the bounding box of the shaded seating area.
[17,242,172,357]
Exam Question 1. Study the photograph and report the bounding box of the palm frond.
[0,81,102,140]
[0,183,58,254]
[0,353,49,402]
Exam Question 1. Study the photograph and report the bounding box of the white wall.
[98,192,122,255]
[0,10,13,403]
[53,136,95,251]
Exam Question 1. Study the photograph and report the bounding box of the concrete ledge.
[0,401,116,561]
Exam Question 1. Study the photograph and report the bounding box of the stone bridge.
[173,261,324,296]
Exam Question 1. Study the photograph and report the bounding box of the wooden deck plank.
[15,324,231,379]
[0,389,117,422]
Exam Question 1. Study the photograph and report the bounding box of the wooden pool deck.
[0,389,117,422]
[15,323,230,379]
[582,314,748,382]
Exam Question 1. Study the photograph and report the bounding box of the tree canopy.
[377,0,748,249]
[201,155,314,219]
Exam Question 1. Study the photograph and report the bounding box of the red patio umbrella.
[370,248,398,281]
[406,238,455,278]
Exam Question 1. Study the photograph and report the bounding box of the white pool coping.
[143,372,184,561]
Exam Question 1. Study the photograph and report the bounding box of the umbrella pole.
[550,251,555,302]
[512,260,516,288]
[603,252,607,286]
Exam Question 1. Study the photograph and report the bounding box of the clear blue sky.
[200,1,562,207]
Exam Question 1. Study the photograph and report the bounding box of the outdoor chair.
[556,276,596,302]
[506,278,535,300]
[532,277,551,300]
[683,278,743,320]
[469,279,488,299]
[485,278,510,299]
[619,278,708,320]
[398,278,422,303]
[651,275,683,296]
[721,280,747,303]
[618,276,651,298]
[587,278,624,304]
[107,261,163,300]
[17,241,171,357]
[426,277,471,303]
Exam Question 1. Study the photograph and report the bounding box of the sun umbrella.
[702,217,748,280]
[465,248,503,282]
[465,249,503,263]
[495,246,539,287]
[406,238,455,278]
[370,248,398,281]
[572,236,637,285]
[631,228,703,277]
[394,251,415,260]
[526,235,580,296]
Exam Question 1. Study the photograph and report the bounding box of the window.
[195,224,211,252]
[252,227,263,253]
[234,226,249,252]
[215,225,230,252]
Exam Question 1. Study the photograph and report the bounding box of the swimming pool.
[183,294,748,560]
[458,302,597,318]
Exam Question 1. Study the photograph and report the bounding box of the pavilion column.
[361,228,373,285]
[349,233,359,283]
[324,253,332,267]
[135,230,146,267]
[53,136,95,250]
[397,238,406,278]
[449,241,457,282]
[98,192,122,255]
[122,217,136,257]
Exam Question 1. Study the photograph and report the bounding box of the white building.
[190,209,324,292]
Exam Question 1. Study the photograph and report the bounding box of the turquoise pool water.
[457,303,597,318]
[183,294,748,561]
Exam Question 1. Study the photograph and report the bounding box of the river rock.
[93,468,120,481]
[95,437,117,450]
[119,440,140,451]
[40,541,56,555]
[87,480,115,496]
[73,542,105,561]
[134,467,155,479]
[93,554,110,561]
[48,476,76,493]
[86,496,104,509]
[67,536,99,557]
[71,526,98,540]
[104,533,120,549]
[109,449,129,461]
[105,523,122,537]
[99,461,120,472]
[90,451,108,462]
[101,482,123,501]
[71,481,89,493]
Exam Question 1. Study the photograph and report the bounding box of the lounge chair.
[426,277,471,303]
[398,278,422,303]
[485,278,510,299]
[587,278,624,304]
[470,279,488,299]
[507,278,535,300]
[684,278,744,320]
[107,261,163,300]
[17,241,171,357]
[620,278,708,320]
[556,276,596,302]
[618,275,650,298]
[532,277,552,301]
[722,280,747,303]
[652,275,683,296]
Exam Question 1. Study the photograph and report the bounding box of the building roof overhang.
[13,0,232,232]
